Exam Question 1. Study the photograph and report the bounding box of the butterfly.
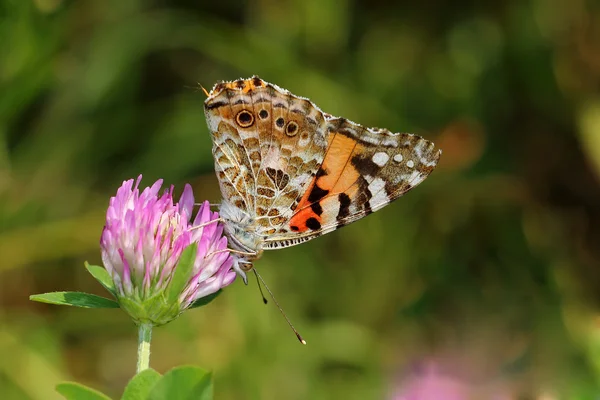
[204,76,441,283]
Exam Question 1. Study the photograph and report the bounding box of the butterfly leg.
[208,248,258,257]
[190,218,223,231]
[208,249,257,285]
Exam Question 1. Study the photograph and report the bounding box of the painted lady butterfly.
[204,77,441,283]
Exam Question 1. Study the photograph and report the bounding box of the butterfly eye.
[240,261,253,272]
[236,110,255,127]
[285,121,299,136]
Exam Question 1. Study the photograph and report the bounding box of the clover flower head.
[100,176,236,325]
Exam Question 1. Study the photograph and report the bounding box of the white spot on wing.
[408,170,421,183]
[372,152,389,167]
[393,154,403,163]
[368,178,389,206]
[407,160,415,168]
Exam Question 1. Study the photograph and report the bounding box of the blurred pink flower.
[393,361,468,400]
[392,360,514,400]
[100,175,235,324]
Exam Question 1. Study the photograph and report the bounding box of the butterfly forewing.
[263,118,440,248]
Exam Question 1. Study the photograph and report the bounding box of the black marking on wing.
[356,176,373,216]
[337,192,351,220]
[205,100,228,110]
[306,217,321,230]
[252,76,263,87]
[351,153,382,176]
[308,184,329,203]
[310,202,323,216]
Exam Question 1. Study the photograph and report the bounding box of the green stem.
[136,322,153,373]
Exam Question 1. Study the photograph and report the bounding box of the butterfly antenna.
[252,269,268,304]
[253,269,306,345]
[200,84,210,97]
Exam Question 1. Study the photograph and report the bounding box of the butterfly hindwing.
[204,78,330,236]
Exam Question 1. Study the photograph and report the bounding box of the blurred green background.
[3,0,600,398]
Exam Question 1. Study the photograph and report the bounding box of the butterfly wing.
[263,117,441,249]
[204,77,331,235]
[205,77,440,253]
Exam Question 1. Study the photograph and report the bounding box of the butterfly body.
[204,77,441,281]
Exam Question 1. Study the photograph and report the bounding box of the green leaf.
[189,290,221,309]
[56,382,113,400]
[30,292,120,308]
[166,243,197,304]
[85,262,117,298]
[122,369,162,400]
[148,366,212,400]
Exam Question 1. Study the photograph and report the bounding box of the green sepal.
[56,382,112,400]
[147,366,212,400]
[118,292,181,326]
[85,262,117,298]
[30,292,120,308]
[166,243,197,304]
[121,368,162,400]
[189,290,221,309]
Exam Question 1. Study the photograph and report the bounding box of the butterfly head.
[219,199,264,283]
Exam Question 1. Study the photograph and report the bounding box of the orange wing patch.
[289,133,363,232]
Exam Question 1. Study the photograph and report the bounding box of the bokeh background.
[2,0,600,398]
